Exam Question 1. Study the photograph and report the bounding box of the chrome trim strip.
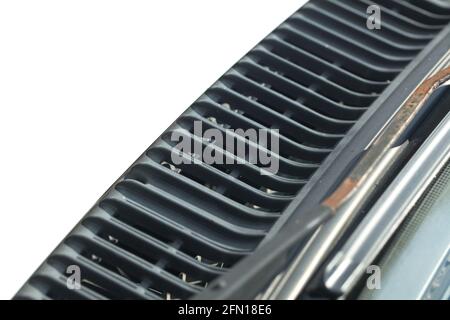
[324,98,450,296]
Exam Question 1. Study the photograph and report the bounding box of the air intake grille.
[15,0,450,300]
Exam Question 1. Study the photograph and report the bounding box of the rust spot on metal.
[323,178,357,212]
[321,66,450,213]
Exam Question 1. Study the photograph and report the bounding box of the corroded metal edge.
[323,66,450,212]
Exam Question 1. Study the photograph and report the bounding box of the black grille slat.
[48,248,156,300]
[357,0,443,31]
[263,35,390,92]
[82,216,224,280]
[379,0,450,24]
[300,6,421,56]
[152,137,299,200]
[361,0,447,29]
[277,25,402,79]
[16,0,450,300]
[328,0,433,41]
[115,179,269,242]
[235,58,366,120]
[147,144,299,212]
[30,277,100,300]
[248,47,379,105]
[99,199,249,263]
[176,114,321,171]
[222,71,362,128]
[308,2,426,51]
[409,0,450,15]
[176,122,321,182]
[132,152,293,213]
[235,61,364,118]
[65,231,201,299]
[31,266,107,300]
[207,84,343,147]
[159,127,308,193]
[191,98,332,162]
[290,13,413,64]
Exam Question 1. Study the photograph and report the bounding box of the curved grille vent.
[15,0,450,300]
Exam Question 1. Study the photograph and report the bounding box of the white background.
[0,0,306,299]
